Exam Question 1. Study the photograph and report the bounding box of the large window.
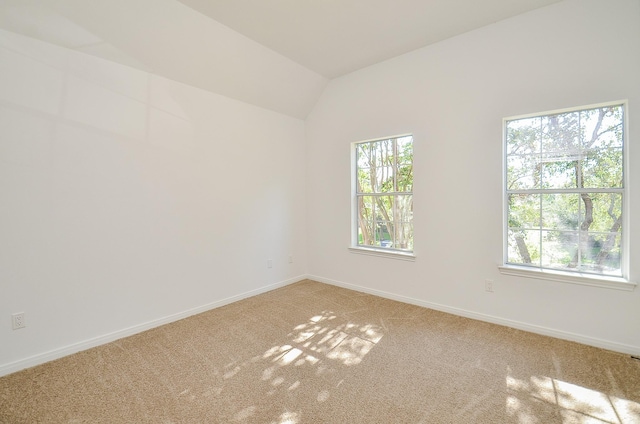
[504,102,626,279]
[353,135,413,253]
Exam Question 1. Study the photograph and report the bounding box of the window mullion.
[539,191,543,270]
[508,188,623,195]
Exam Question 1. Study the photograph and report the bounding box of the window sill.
[498,265,636,291]
[349,246,416,262]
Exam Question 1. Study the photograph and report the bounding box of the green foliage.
[356,136,413,250]
[505,105,624,275]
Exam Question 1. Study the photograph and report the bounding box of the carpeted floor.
[1,279,639,423]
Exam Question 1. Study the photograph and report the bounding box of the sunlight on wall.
[506,371,640,423]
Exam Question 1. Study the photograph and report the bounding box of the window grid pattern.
[505,104,625,277]
[354,136,413,252]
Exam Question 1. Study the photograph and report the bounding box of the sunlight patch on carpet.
[507,371,640,423]
[272,411,299,424]
[227,309,386,422]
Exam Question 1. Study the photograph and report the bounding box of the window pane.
[359,195,375,220]
[395,222,413,250]
[541,193,579,230]
[357,196,375,246]
[508,194,540,230]
[507,155,540,190]
[581,106,623,150]
[540,155,577,189]
[374,220,392,247]
[395,195,413,221]
[357,167,373,193]
[379,139,394,167]
[580,232,621,276]
[394,195,413,249]
[357,225,371,246]
[541,230,578,270]
[507,229,540,265]
[506,117,541,156]
[397,164,413,192]
[375,166,394,192]
[373,196,394,247]
[357,143,371,169]
[396,136,413,165]
[582,148,623,188]
[376,195,393,221]
[542,112,580,154]
[578,193,622,232]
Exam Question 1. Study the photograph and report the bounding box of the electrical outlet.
[267,259,273,269]
[288,254,293,264]
[485,279,494,293]
[12,313,25,330]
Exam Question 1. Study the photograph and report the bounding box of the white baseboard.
[4,273,637,377]
[0,275,306,377]
[307,274,640,357]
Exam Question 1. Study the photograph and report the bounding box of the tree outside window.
[354,135,413,252]
[505,103,625,277]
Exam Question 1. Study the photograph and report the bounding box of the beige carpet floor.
[1,279,639,423]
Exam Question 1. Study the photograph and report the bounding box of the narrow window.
[504,102,626,278]
[353,135,413,252]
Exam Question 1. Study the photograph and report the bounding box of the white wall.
[0,29,307,374]
[306,0,640,354]
[2,0,638,377]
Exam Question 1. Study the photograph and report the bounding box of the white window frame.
[350,135,415,261]
[499,100,635,291]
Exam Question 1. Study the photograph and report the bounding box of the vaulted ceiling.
[0,0,562,118]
